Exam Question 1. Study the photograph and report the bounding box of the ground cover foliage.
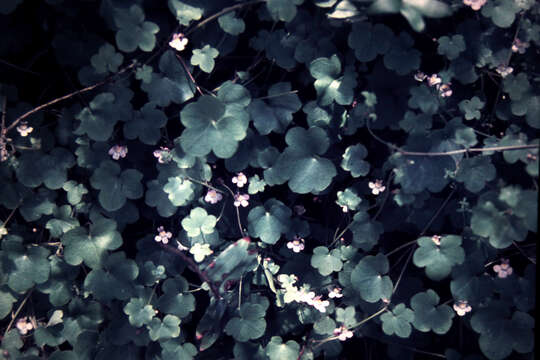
[0,0,538,359]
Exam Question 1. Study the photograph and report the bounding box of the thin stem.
[0,58,40,76]
[4,290,33,337]
[175,54,204,96]
[6,62,137,133]
[255,90,299,101]
[385,239,417,257]
[420,186,456,236]
[512,241,536,265]
[392,247,414,294]
[185,176,225,194]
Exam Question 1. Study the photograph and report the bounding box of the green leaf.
[218,11,245,35]
[190,45,219,73]
[147,314,181,341]
[265,336,300,360]
[225,303,267,342]
[399,111,432,134]
[189,243,213,262]
[336,306,356,328]
[19,188,57,221]
[349,211,383,251]
[0,287,17,320]
[408,85,439,115]
[311,247,343,276]
[61,217,122,269]
[90,43,123,74]
[268,126,337,194]
[90,160,144,212]
[114,5,159,52]
[348,22,394,62]
[180,95,250,158]
[135,64,153,83]
[437,35,466,60]
[413,235,465,281]
[36,257,79,307]
[336,188,362,212]
[248,175,266,195]
[249,82,301,135]
[309,55,357,106]
[46,205,80,238]
[266,0,303,22]
[481,0,520,28]
[168,0,203,26]
[383,32,421,75]
[351,253,393,303]
[247,199,292,245]
[455,156,496,193]
[181,207,217,237]
[341,144,370,177]
[163,177,195,207]
[313,316,336,335]
[145,180,178,217]
[123,298,155,327]
[206,238,258,285]
[83,252,137,301]
[123,103,167,145]
[380,303,415,338]
[410,289,454,334]
[62,181,88,205]
[458,96,485,120]
[157,277,195,319]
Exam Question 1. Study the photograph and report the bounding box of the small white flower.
[16,317,34,335]
[232,172,248,188]
[154,226,172,244]
[287,236,305,253]
[176,240,189,251]
[311,296,330,313]
[493,258,513,278]
[0,226,7,238]
[108,145,128,160]
[169,33,188,51]
[427,74,442,87]
[414,71,427,82]
[341,205,348,213]
[153,147,171,164]
[233,193,250,207]
[511,38,529,54]
[495,65,513,78]
[204,189,223,204]
[16,121,33,137]
[431,235,442,246]
[453,300,472,316]
[463,0,487,11]
[333,325,354,341]
[328,287,343,299]
[438,83,452,98]
[368,179,386,195]
[297,288,316,304]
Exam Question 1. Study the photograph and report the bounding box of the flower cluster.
[204,189,223,204]
[169,33,188,51]
[368,179,386,195]
[153,147,171,163]
[328,287,343,299]
[333,325,354,341]
[453,300,472,316]
[496,64,513,78]
[277,275,330,313]
[415,72,453,97]
[287,236,305,253]
[512,38,530,54]
[493,258,513,278]
[108,145,128,160]
[16,317,34,335]
[16,121,33,137]
[154,226,172,244]
[232,172,247,188]
[463,0,487,11]
[233,193,249,207]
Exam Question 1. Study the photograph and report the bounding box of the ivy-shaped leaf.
[19,188,57,222]
[61,217,122,269]
[157,277,195,319]
[458,96,485,120]
[266,0,303,22]
[399,111,432,134]
[336,188,362,212]
[90,160,144,212]
[249,82,302,135]
[180,95,250,158]
[349,211,383,251]
[265,336,300,360]
[90,43,123,74]
[380,303,415,338]
[123,298,155,328]
[206,238,258,285]
[189,243,213,262]
[455,156,496,193]
[162,177,195,207]
[181,207,217,237]
[147,315,181,341]
[410,289,454,334]
[408,85,439,115]
[36,257,80,307]
[311,247,343,276]
[114,5,159,52]
[309,55,357,106]
[190,45,219,73]
[248,175,266,195]
[350,253,393,303]
[413,235,465,281]
[224,303,267,342]
[437,35,466,60]
[168,0,203,26]
[341,144,370,177]
[46,205,80,238]
[218,11,245,35]
[383,32,421,75]
[249,29,297,70]
[62,181,88,205]
[123,103,167,145]
[481,0,520,28]
[247,199,292,245]
[347,22,394,62]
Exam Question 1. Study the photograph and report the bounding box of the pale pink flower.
[453,300,472,316]
[108,145,128,160]
[427,74,442,87]
[169,33,188,51]
[153,147,171,163]
[297,288,316,304]
[16,121,33,137]
[431,235,442,246]
[438,83,452,97]
[16,317,33,335]
[287,236,305,253]
[232,172,248,188]
[493,259,513,278]
[204,189,223,204]
[463,0,487,11]
[328,287,343,299]
[341,205,348,213]
[495,65,513,78]
[414,71,427,82]
[368,179,386,195]
[233,193,250,207]
[333,325,354,341]
[154,226,172,244]
[511,38,529,54]
[311,296,330,313]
